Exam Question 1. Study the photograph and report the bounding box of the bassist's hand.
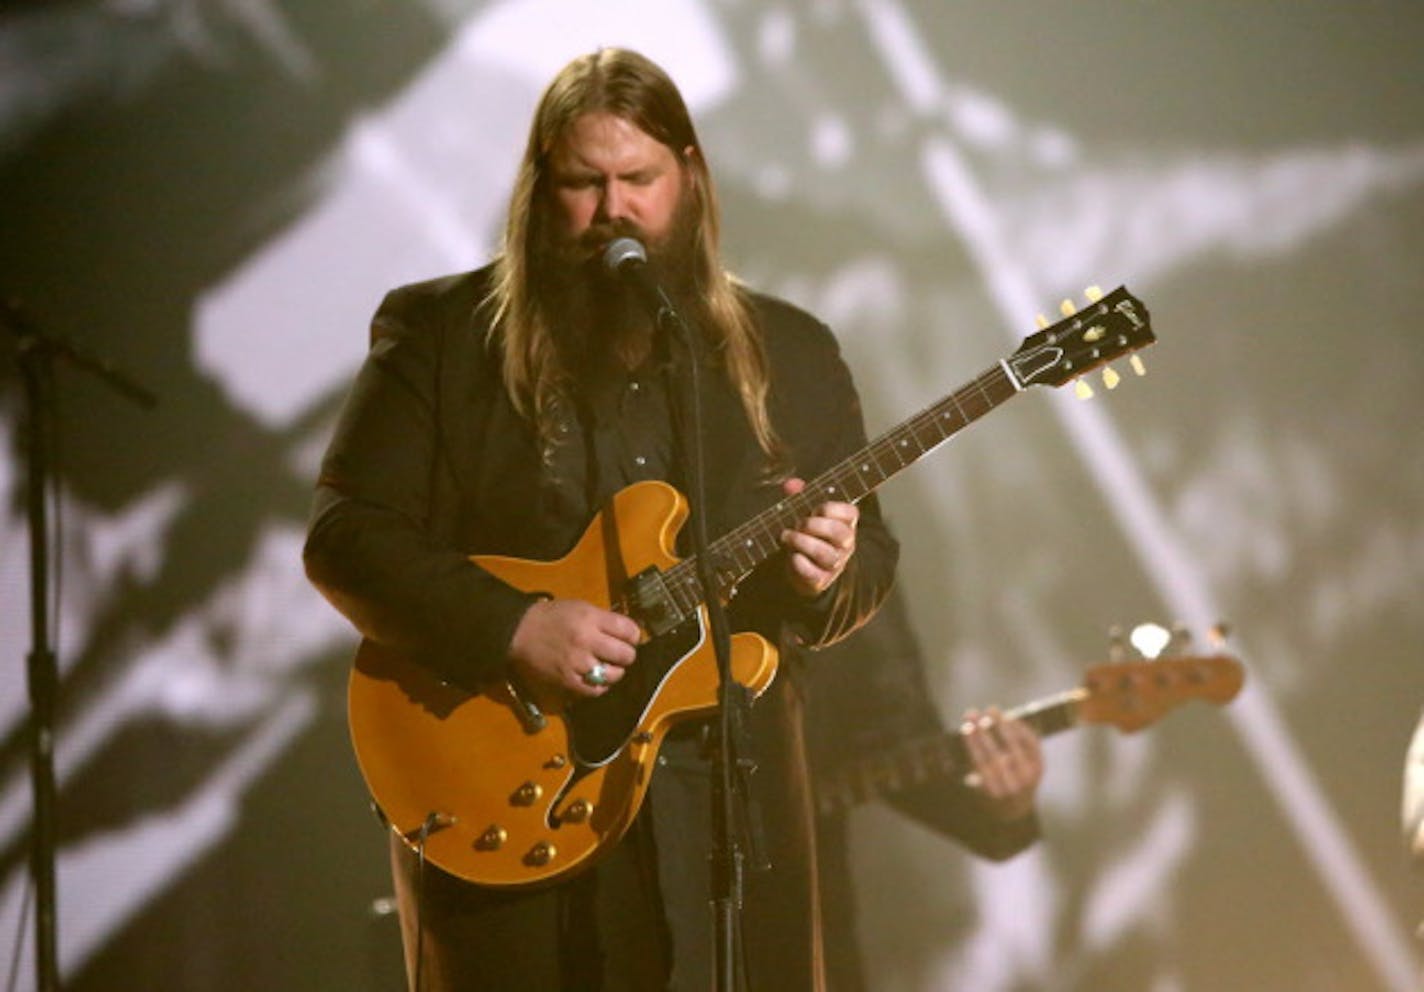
[508,599,641,697]
[960,706,1043,822]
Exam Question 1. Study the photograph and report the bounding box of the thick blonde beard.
[532,196,703,373]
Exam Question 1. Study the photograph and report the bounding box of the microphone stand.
[2,299,156,992]
[667,311,753,992]
[605,237,760,991]
[631,276,755,992]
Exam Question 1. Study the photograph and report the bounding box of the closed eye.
[556,173,602,191]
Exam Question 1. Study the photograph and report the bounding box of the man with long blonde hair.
[306,48,896,989]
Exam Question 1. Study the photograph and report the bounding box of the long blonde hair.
[485,48,781,463]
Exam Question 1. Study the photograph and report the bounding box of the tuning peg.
[1085,285,1104,302]
[1036,313,1050,329]
[1102,366,1121,390]
[1074,378,1094,400]
[1166,622,1193,655]
[1130,354,1146,376]
[1107,624,1128,661]
[1060,298,1077,317]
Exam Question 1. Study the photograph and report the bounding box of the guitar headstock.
[1077,653,1244,733]
[1006,286,1154,395]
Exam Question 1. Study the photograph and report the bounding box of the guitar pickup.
[626,566,686,637]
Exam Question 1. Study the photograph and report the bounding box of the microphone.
[601,237,677,323]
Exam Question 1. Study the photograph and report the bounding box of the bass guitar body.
[347,480,778,889]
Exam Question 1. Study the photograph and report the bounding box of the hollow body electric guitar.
[816,652,1244,817]
[348,286,1155,889]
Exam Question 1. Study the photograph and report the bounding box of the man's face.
[546,111,691,258]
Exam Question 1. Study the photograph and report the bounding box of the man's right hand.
[508,598,641,697]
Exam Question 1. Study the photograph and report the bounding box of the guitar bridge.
[626,566,686,637]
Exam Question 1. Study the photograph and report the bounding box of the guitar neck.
[661,362,1022,610]
[640,284,1153,620]
[815,688,1085,817]
[1011,688,1087,738]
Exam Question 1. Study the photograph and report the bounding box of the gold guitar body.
[347,480,779,889]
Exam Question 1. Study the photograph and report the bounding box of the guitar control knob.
[564,798,592,823]
[474,825,508,851]
[525,841,556,866]
[511,781,544,806]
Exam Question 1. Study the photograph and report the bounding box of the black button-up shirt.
[544,355,684,525]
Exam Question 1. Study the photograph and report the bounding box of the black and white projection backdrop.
[2,2,1422,989]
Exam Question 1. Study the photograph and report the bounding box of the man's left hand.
[778,476,858,597]
[961,706,1044,822]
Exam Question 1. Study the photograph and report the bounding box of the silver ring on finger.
[583,661,609,688]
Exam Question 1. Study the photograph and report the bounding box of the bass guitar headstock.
[1077,622,1244,733]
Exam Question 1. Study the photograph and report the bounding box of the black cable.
[49,358,63,727]
[40,357,63,989]
[2,875,33,992]
[412,814,440,992]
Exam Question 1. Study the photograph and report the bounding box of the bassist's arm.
[807,591,1041,860]
[885,742,1042,862]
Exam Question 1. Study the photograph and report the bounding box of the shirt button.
[633,455,647,467]
[629,380,641,393]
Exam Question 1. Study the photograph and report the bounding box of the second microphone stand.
[4,299,157,992]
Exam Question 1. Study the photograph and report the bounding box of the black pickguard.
[566,613,704,766]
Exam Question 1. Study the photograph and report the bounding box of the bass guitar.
[816,650,1244,816]
[348,286,1155,888]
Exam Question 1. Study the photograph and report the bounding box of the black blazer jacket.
[305,265,897,687]
[303,265,899,989]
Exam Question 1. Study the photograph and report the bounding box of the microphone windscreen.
[602,237,647,272]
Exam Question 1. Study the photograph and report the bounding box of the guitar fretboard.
[658,362,1021,611]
